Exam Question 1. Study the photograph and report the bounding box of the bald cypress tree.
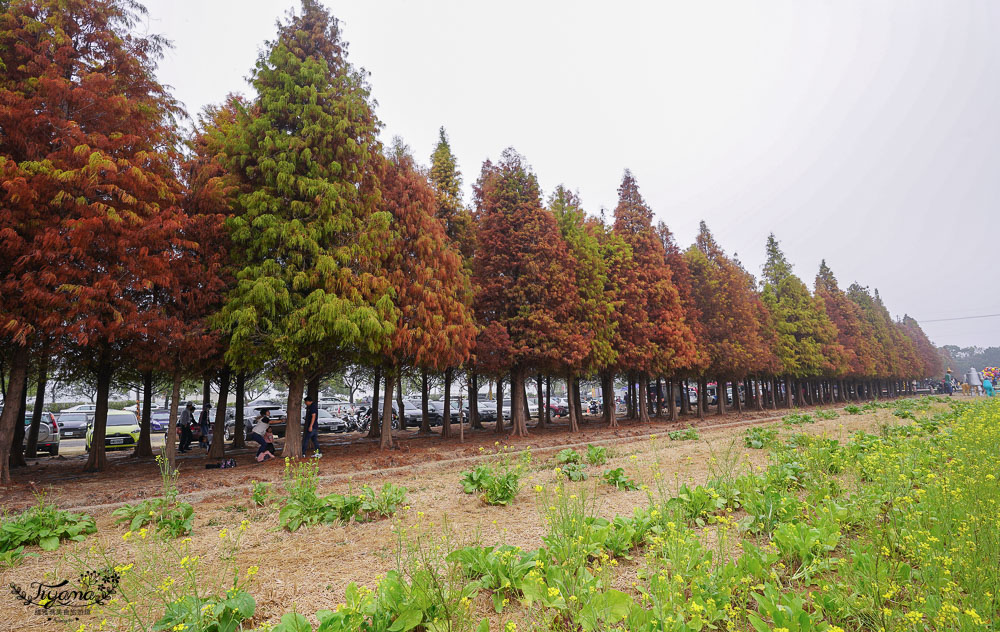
[760,234,842,406]
[217,1,396,457]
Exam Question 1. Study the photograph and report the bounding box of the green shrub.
[744,426,779,449]
[1,495,95,557]
[585,444,608,465]
[111,456,192,538]
[460,447,529,506]
[556,448,582,464]
[602,467,638,490]
[667,426,699,441]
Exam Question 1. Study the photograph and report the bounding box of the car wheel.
[49,445,59,456]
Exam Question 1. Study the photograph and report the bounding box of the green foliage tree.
[216,1,395,457]
[549,186,618,430]
[760,235,844,405]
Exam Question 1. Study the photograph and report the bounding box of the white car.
[62,404,97,414]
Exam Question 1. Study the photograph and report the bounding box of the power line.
[918,313,1000,323]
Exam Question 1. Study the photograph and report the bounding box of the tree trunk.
[164,371,181,470]
[667,379,678,421]
[654,377,663,417]
[133,369,155,458]
[469,371,481,430]
[696,377,704,419]
[510,368,529,437]
[419,368,431,433]
[10,376,27,468]
[566,371,579,432]
[784,376,792,408]
[495,378,506,435]
[1,345,31,482]
[535,373,545,428]
[83,352,115,472]
[201,375,212,414]
[754,378,762,411]
[545,376,551,425]
[232,372,247,449]
[441,367,453,439]
[209,365,232,458]
[25,345,50,458]
[367,366,382,439]
[602,370,617,427]
[638,375,651,423]
[717,378,726,416]
[380,367,395,450]
[396,374,404,429]
[307,375,320,406]
[282,372,305,458]
[627,375,636,420]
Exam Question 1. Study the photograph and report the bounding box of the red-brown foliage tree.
[472,150,587,437]
[0,0,188,477]
[376,143,476,448]
[610,171,697,424]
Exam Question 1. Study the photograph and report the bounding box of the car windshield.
[108,413,137,426]
[316,410,332,418]
[502,400,511,407]
[59,413,88,422]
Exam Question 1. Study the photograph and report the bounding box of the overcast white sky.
[141,0,998,350]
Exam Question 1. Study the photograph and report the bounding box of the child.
[256,427,276,462]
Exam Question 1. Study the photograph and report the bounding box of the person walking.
[302,395,321,458]
[944,369,954,396]
[179,403,195,453]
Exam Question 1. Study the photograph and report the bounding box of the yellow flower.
[122,531,133,542]
[534,485,543,492]
[247,565,259,577]
[218,528,228,539]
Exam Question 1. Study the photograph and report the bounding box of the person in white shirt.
[249,410,275,461]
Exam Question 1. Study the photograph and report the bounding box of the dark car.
[316,409,347,433]
[150,409,171,433]
[56,411,89,439]
[413,400,444,427]
[467,399,498,423]
[24,413,60,455]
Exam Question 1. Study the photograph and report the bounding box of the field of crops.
[2,396,997,632]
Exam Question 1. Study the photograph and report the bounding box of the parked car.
[468,399,498,423]
[86,410,139,452]
[24,412,60,455]
[316,409,347,433]
[56,411,89,439]
[62,404,97,414]
[244,399,287,423]
[150,409,171,433]
[547,397,569,417]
